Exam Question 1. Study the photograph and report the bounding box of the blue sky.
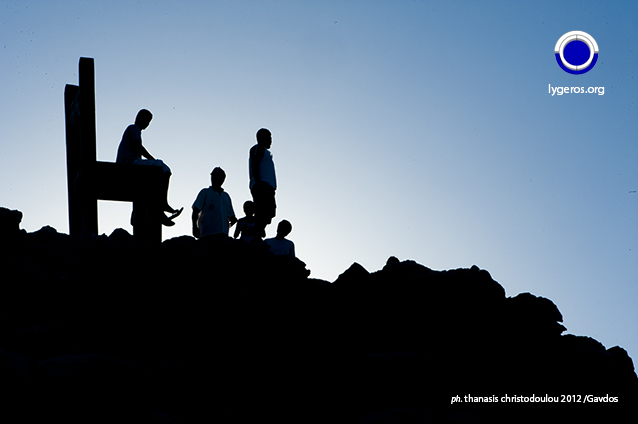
[2,1,637,363]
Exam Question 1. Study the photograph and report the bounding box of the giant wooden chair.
[64,57,164,243]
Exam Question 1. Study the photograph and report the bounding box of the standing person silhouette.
[249,128,277,239]
[192,167,237,238]
[116,109,182,226]
[233,200,257,242]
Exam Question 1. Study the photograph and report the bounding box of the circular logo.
[555,31,598,74]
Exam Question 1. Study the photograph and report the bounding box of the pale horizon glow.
[1,1,636,363]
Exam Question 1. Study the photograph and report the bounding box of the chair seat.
[89,161,164,202]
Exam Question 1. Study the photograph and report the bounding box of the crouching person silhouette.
[265,220,295,257]
[192,167,237,239]
[265,219,310,277]
[116,109,183,226]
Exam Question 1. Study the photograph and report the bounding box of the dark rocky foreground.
[0,206,636,423]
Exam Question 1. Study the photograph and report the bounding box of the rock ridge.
[0,206,636,423]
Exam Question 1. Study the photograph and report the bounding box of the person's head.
[243,200,255,216]
[210,167,226,188]
[135,109,153,130]
[256,128,272,149]
[276,219,292,238]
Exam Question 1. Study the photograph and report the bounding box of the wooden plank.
[64,84,82,236]
[77,57,98,235]
[91,161,164,202]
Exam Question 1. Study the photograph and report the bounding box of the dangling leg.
[160,172,175,212]
[159,171,183,219]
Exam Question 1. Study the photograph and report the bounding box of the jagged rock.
[360,408,446,424]
[333,262,370,285]
[108,227,135,246]
[385,256,400,266]
[0,206,635,424]
[0,348,48,422]
[608,345,636,374]
[37,354,152,422]
[0,207,24,243]
[562,334,606,351]
[504,292,566,339]
[0,348,40,388]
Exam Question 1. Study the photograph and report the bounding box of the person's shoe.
[161,213,176,227]
[168,207,183,220]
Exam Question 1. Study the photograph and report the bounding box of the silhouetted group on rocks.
[116,109,298,258]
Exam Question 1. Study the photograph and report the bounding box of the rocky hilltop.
[0,206,636,423]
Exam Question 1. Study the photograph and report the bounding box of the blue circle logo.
[555,31,598,74]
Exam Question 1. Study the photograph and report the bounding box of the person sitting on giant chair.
[116,109,182,226]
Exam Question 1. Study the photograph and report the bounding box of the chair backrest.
[64,57,97,236]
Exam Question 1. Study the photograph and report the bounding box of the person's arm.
[131,126,156,160]
[227,195,237,228]
[192,207,201,238]
[139,145,155,160]
[233,218,242,238]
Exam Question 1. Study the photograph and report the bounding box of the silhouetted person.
[265,219,295,257]
[233,200,257,242]
[249,128,276,239]
[116,109,182,226]
[192,167,237,238]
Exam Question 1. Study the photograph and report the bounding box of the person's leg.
[133,158,181,216]
[251,186,266,239]
[160,172,177,213]
[251,183,276,239]
[264,185,276,227]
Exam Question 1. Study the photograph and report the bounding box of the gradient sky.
[2,1,637,363]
